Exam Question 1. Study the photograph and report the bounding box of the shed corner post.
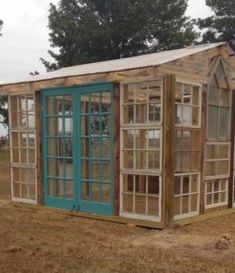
[113,82,120,216]
[35,90,42,205]
[228,89,235,208]
[163,75,175,228]
[199,84,208,215]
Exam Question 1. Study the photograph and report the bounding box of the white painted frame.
[119,78,163,222]
[9,93,37,205]
[173,172,200,221]
[206,60,232,142]
[205,179,228,209]
[173,80,202,220]
[204,142,231,180]
[175,79,202,129]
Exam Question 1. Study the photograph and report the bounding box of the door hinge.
[71,205,76,212]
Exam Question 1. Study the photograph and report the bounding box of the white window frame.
[175,79,202,129]
[120,174,162,222]
[205,179,228,209]
[173,172,200,221]
[206,64,232,142]
[9,93,37,205]
[173,79,202,220]
[204,142,231,180]
[120,78,163,222]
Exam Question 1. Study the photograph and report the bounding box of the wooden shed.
[1,42,235,228]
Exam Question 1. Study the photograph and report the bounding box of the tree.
[0,20,7,128]
[0,20,3,36]
[0,96,8,126]
[42,0,197,70]
[198,0,235,43]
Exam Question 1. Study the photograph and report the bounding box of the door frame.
[41,83,114,215]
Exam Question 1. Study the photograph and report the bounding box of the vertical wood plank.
[35,91,42,204]
[199,84,207,214]
[228,90,235,208]
[113,83,120,216]
[163,75,175,227]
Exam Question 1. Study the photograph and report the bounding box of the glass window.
[175,82,201,127]
[121,79,163,221]
[122,174,161,217]
[10,94,36,202]
[205,143,230,178]
[174,174,199,219]
[175,130,200,173]
[207,62,230,141]
[205,179,228,208]
[122,80,162,124]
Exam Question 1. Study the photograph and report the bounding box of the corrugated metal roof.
[0,42,225,86]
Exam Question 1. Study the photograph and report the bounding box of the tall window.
[174,82,201,220]
[9,94,37,203]
[207,65,230,141]
[120,79,162,221]
[205,60,230,209]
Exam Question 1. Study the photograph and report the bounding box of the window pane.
[148,129,160,150]
[122,174,134,193]
[218,107,229,140]
[192,106,199,126]
[175,83,183,103]
[209,75,219,105]
[192,86,200,105]
[148,176,159,195]
[208,105,218,140]
[136,82,148,103]
[219,88,229,107]
[183,84,192,104]
[136,104,147,123]
[136,129,147,149]
[123,105,134,124]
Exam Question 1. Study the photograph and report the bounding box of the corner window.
[10,94,37,203]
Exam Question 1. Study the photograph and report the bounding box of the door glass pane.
[45,95,74,200]
[101,92,111,112]
[79,91,112,205]
[54,96,63,115]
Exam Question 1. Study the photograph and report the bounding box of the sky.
[0,0,212,135]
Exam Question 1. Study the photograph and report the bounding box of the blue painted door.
[42,84,114,215]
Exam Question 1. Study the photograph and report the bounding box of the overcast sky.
[0,0,213,135]
[0,0,213,85]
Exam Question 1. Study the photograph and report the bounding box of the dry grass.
[0,148,235,273]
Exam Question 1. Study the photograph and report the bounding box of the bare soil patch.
[0,149,235,273]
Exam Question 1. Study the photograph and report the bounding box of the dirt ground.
[1,149,235,273]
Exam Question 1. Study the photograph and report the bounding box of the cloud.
[0,0,58,82]
[0,0,212,83]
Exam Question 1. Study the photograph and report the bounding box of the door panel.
[78,91,113,215]
[43,93,74,210]
[42,84,114,215]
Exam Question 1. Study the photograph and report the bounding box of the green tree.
[0,21,7,128]
[0,96,8,126]
[42,0,197,70]
[198,0,235,43]
[0,20,3,35]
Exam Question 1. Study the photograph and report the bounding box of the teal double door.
[41,83,114,215]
